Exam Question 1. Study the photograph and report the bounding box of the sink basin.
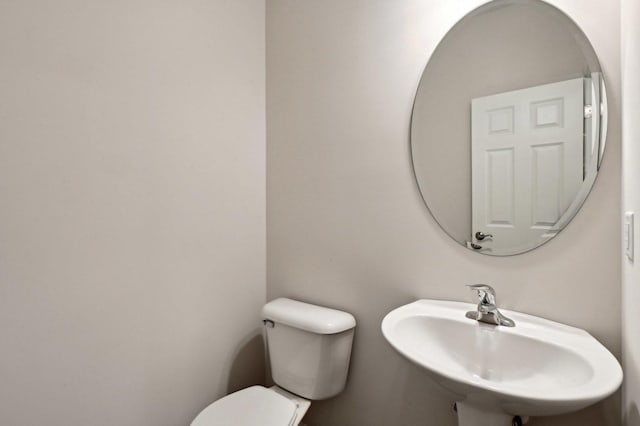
[382,300,622,424]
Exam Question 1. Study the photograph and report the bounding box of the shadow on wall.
[525,392,619,426]
[626,402,640,426]
[227,331,266,394]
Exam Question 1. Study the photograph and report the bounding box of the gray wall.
[267,1,621,425]
[0,1,266,425]
[622,0,640,424]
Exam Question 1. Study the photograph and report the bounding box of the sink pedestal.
[456,402,525,426]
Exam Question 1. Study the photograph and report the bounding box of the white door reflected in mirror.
[470,78,585,253]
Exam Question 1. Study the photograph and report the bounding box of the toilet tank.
[262,298,356,400]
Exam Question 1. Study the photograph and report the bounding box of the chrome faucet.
[465,284,515,327]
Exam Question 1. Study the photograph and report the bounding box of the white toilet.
[191,297,356,426]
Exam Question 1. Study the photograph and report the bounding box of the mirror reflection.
[411,0,607,256]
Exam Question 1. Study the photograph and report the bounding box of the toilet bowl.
[190,298,356,426]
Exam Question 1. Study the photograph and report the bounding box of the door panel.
[471,78,584,252]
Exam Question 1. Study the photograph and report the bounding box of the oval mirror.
[411,0,607,256]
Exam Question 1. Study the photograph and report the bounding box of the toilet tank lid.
[262,298,356,334]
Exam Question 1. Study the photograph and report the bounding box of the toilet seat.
[191,386,298,426]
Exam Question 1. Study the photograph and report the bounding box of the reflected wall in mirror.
[411,0,607,256]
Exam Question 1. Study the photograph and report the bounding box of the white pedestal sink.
[381,300,622,426]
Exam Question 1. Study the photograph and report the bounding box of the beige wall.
[267,1,620,425]
[622,0,640,424]
[0,1,265,426]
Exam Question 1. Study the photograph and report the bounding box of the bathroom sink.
[381,300,622,422]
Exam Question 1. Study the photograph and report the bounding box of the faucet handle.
[466,284,496,305]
